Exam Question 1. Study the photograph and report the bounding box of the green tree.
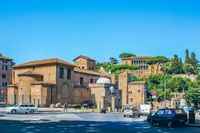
[179,58,184,73]
[167,77,190,93]
[190,52,199,74]
[183,63,195,74]
[146,56,169,75]
[109,57,119,65]
[171,55,181,74]
[184,88,200,107]
[119,53,136,58]
[185,49,191,64]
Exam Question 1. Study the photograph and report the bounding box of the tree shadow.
[0,119,198,133]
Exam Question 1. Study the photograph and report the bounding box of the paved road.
[0,112,199,133]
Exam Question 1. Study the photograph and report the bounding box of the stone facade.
[73,55,96,70]
[7,58,74,106]
[0,54,13,103]
[121,56,163,78]
[7,56,116,107]
[118,71,147,107]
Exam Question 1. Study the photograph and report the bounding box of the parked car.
[5,104,38,114]
[183,107,196,113]
[147,108,187,127]
[123,105,140,118]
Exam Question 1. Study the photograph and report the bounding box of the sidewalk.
[186,113,200,127]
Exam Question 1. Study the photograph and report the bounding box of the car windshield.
[175,109,185,114]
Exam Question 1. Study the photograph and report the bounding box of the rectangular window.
[59,67,64,79]
[67,68,71,80]
[2,74,6,78]
[90,79,93,83]
[2,59,7,63]
[130,98,133,102]
[2,82,8,87]
[80,77,84,85]
[2,65,8,70]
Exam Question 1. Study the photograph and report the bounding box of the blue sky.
[0,0,200,64]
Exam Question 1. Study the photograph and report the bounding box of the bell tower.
[118,70,129,107]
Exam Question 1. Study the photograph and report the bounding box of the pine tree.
[185,49,191,64]
[190,52,199,74]
[179,58,184,73]
[171,55,180,74]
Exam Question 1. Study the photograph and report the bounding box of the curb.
[186,124,200,128]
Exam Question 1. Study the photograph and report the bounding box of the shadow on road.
[0,119,199,133]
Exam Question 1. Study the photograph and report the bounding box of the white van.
[140,104,151,115]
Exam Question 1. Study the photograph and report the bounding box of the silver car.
[5,104,38,114]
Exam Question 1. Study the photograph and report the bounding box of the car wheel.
[11,109,16,114]
[149,120,154,126]
[168,121,173,127]
[123,115,126,117]
[138,114,141,118]
[30,110,35,114]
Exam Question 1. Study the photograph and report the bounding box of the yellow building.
[121,56,163,78]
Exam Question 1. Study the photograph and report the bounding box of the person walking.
[64,102,68,112]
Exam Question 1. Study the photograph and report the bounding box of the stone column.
[111,96,115,112]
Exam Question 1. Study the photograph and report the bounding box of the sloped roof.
[73,55,96,61]
[14,58,75,68]
[74,68,101,76]
[0,54,12,60]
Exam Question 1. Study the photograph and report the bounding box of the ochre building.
[121,56,163,78]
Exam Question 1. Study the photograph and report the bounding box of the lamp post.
[110,86,116,112]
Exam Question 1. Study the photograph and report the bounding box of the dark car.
[147,108,188,127]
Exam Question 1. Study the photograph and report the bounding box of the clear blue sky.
[0,0,200,64]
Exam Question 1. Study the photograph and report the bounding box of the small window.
[59,67,64,79]
[20,105,25,107]
[2,59,7,63]
[80,77,84,85]
[157,110,165,116]
[2,65,7,70]
[67,68,71,80]
[2,74,6,78]
[138,90,141,93]
[91,67,94,70]
[130,98,133,102]
[82,66,84,69]
[90,79,94,83]
[2,82,7,87]
[165,109,173,115]
[128,91,132,94]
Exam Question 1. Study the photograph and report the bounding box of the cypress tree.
[185,49,191,64]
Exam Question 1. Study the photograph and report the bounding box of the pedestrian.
[64,102,67,112]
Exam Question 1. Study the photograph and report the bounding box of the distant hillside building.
[0,54,14,103]
[121,56,163,78]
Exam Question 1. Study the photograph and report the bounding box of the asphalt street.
[0,112,199,133]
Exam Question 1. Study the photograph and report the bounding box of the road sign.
[151,90,157,96]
